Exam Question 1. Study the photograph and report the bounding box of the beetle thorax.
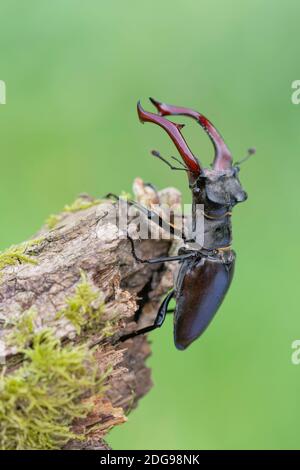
[190,168,247,251]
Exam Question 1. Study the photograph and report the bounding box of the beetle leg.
[105,193,187,241]
[127,199,186,240]
[127,234,194,265]
[120,290,175,342]
[149,97,232,171]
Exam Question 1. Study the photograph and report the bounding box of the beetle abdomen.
[174,254,235,350]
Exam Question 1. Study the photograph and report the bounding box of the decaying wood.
[0,178,181,450]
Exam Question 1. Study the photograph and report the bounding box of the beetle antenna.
[234,147,256,167]
[170,155,188,169]
[151,150,190,172]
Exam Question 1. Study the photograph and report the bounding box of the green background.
[0,0,299,450]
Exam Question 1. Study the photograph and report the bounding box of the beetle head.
[192,167,247,207]
[137,98,247,207]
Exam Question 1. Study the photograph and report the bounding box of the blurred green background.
[0,0,299,450]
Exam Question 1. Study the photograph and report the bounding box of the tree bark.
[0,179,181,450]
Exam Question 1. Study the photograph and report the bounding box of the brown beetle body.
[174,253,235,349]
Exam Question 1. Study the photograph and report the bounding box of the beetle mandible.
[120,98,252,350]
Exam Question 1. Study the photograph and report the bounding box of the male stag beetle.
[120,98,253,350]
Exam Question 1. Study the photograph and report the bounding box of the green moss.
[6,308,37,349]
[0,327,103,450]
[56,271,104,334]
[63,197,101,213]
[27,237,45,247]
[119,190,132,200]
[46,197,101,229]
[46,192,134,229]
[0,239,41,272]
[100,320,116,339]
[46,213,61,229]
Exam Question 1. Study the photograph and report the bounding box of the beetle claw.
[149,96,164,115]
[137,101,201,177]
[149,98,233,171]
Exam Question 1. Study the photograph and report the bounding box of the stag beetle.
[119,98,252,350]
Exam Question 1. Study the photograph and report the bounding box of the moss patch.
[56,271,104,335]
[0,326,103,450]
[63,198,101,213]
[6,308,37,350]
[46,213,61,229]
[2,305,107,450]
[46,197,101,229]
[0,239,41,272]
[46,192,134,229]
[119,190,132,200]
